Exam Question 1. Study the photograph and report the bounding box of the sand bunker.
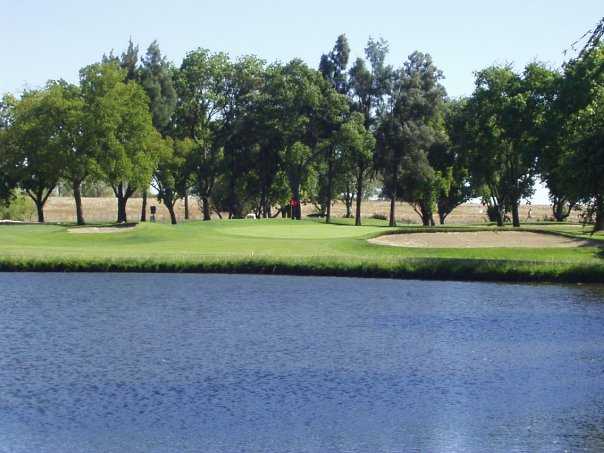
[68,226,136,234]
[369,231,597,248]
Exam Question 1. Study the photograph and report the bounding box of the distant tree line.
[1,31,603,230]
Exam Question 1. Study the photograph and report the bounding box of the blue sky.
[2,0,602,202]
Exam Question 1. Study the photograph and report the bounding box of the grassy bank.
[0,219,603,283]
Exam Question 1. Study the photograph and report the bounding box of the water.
[1,273,604,452]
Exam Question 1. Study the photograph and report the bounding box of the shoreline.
[1,255,603,284]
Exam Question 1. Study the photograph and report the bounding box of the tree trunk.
[140,190,147,222]
[495,203,504,227]
[389,196,396,227]
[552,197,573,222]
[438,212,446,225]
[292,184,302,220]
[26,187,54,224]
[184,193,189,220]
[167,203,177,225]
[511,200,520,228]
[595,195,604,232]
[259,187,267,218]
[419,202,433,227]
[35,200,45,223]
[345,195,352,218]
[355,170,363,226]
[202,196,211,221]
[73,180,85,225]
[388,168,398,227]
[117,196,128,223]
[325,156,333,224]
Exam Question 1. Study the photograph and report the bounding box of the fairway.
[1,219,604,282]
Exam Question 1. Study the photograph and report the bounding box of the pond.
[1,273,603,452]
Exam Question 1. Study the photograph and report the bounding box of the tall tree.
[578,17,604,57]
[80,62,159,223]
[376,51,446,227]
[45,81,96,225]
[0,94,18,205]
[557,45,604,230]
[140,40,177,133]
[464,64,550,227]
[320,34,351,95]
[152,137,193,224]
[120,39,140,82]
[219,55,265,218]
[319,34,351,223]
[338,112,375,225]
[139,40,178,221]
[348,37,393,128]
[8,88,68,222]
[175,48,231,220]
[433,98,474,224]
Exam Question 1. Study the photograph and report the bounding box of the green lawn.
[0,219,603,282]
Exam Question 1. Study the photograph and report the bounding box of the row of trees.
[1,32,603,230]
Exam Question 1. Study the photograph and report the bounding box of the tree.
[320,34,350,95]
[80,62,159,223]
[376,51,446,227]
[257,60,348,220]
[557,45,604,230]
[577,17,604,57]
[0,94,18,205]
[244,106,288,218]
[120,39,140,82]
[463,64,547,227]
[136,41,179,222]
[349,38,393,128]
[140,41,177,133]
[401,149,439,226]
[320,34,351,223]
[8,88,71,222]
[218,55,265,218]
[152,138,193,224]
[174,48,232,220]
[433,99,474,224]
[528,65,579,222]
[568,94,604,230]
[41,81,97,225]
[338,112,375,225]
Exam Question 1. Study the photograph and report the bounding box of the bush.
[398,217,419,225]
[0,193,35,221]
[371,213,387,220]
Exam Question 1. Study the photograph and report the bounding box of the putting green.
[222,222,383,239]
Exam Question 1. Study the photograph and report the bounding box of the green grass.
[0,219,603,283]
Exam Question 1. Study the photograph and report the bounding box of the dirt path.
[369,231,597,248]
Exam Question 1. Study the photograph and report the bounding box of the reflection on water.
[1,273,604,452]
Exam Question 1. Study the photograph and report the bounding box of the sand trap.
[369,231,597,248]
[67,226,136,234]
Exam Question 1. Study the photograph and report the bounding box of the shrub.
[0,193,35,221]
[371,213,387,220]
[398,217,419,225]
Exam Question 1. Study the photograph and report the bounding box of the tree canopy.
[2,32,604,230]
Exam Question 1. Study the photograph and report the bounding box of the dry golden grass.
[39,196,577,224]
